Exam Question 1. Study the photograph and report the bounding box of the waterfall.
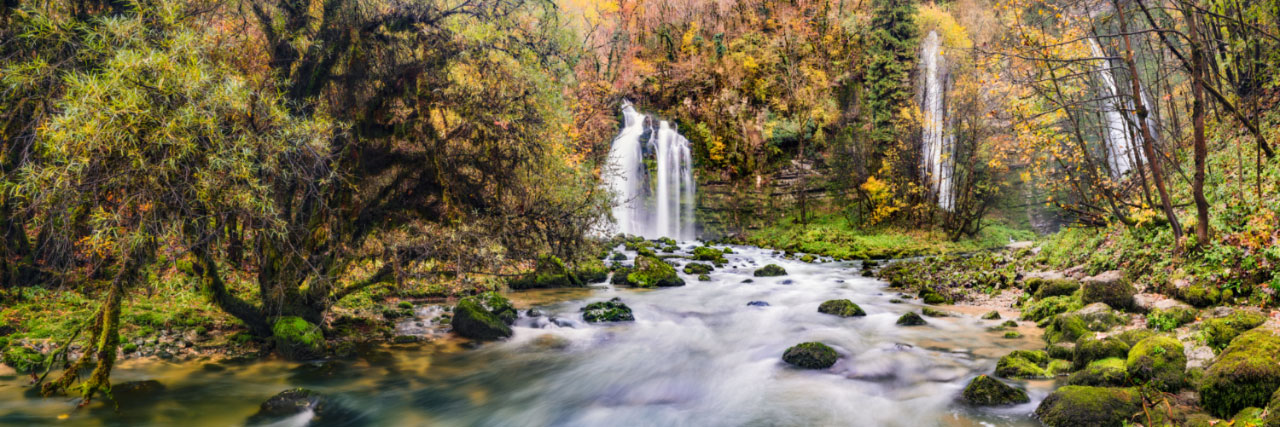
[1088,38,1149,178]
[919,31,955,211]
[606,102,697,240]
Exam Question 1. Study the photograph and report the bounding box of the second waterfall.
[606,102,697,240]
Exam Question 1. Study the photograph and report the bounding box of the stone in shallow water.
[782,342,838,369]
[746,301,770,307]
[961,375,1029,406]
[896,312,927,326]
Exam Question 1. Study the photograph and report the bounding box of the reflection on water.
[0,245,1052,426]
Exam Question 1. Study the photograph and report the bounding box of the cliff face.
[696,158,830,240]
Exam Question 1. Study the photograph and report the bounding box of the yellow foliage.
[861,176,900,225]
[917,4,973,50]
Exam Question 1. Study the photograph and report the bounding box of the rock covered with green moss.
[1073,335,1130,370]
[996,350,1058,379]
[1201,310,1267,351]
[682,262,714,275]
[1080,270,1135,311]
[1200,326,1280,418]
[451,292,517,341]
[1044,304,1127,344]
[1126,336,1187,391]
[246,387,361,425]
[1034,385,1141,427]
[817,299,866,317]
[962,374,1029,405]
[1264,388,1280,427]
[1067,358,1128,386]
[581,298,635,322]
[753,264,787,277]
[1022,295,1082,323]
[896,311,927,326]
[621,256,685,288]
[981,310,1002,320]
[782,342,838,369]
[1176,279,1222,307]
[692,246,728,265]
[1034,279,1081,299]
[272,316,326,360]
[509,254,582,289]
[1146,305,1198,332]
[1,345,45,374]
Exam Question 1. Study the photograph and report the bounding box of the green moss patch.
[1034,386,1141,427]
[962,374,1029,405]
[782,342,838,369]
[272,316,326,360]
[817,299,866,317]
[581,298,635,322]
[1067,358,1128,387]
[753,264,787,277]
[1200,327,1280,418]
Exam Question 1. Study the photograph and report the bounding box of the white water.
[1088,39,1150,178]
[920,31,955,211]
[606,102,696,240]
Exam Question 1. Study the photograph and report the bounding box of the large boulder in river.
[1201,310,1267,351]
[1035,386,1141,427]
[753,264,787,277]
[1200,325,1280,418]
[451,292,517,341]
[581,298,635,322]
[622,256,685,288]
[1073,334,1130,370]
[896,312,927,326]
[246,388,363,426]
[962,374,1029,406]
[996,350,1067,379]
[1126,336,1187,392]
[1033,279,1081,300]
[782,342,837,369]
[1,345,45,374]
[1080,270,1135,311]
[272,316,326,361]
[818,299,866,317]
[1067,358,1128,387]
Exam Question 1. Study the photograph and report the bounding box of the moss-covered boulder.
[799,254,817,263]
[1146,306,1198,332]
[1200,327,1280,418]
[896,312,927,326]
[509,254,583,289]
[1263,387,1280,427]
[622,256,685,288]
[1125,335,1186,391]
[753,264,787,277]
[1035,279,1081,299]
[451,293,517,341]
[697,274,711,281]
[272,316,326,360]
[1045,304,1127,344]
[1081,271,1135,311]
[1,345,45,374]
[921,307,949,317]
[1115,329,1157,347]
[1022,295,1083,323]
[574,259,609,284]
[996,350,1054,379]
[1178,280,1222,307]
[919,288,950,304]
[782,342,838,369]
[692,246,728,265]
[1202,310,1267,352]
[1035,386,1141,427]
[1067,358,1128,386]
[581,298,635,322]
[682,262,714,275]
[817,299,866,317]
[246,388,361,426]
[962,374,1030,406]
[981,310,1002,320]
[1074,335,1131,370]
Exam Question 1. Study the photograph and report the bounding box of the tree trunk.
[1187,6,1211,245]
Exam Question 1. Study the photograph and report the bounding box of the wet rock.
[246,388,363,426]
[1126,336,1186,391]
[691,246,728,265]
[753,264,787,277]
[1067,358,1127,387]
[746,301,770,307]
[782,342,837,369]
[621,256,685,288]
[1034,279,1081,300]
[817,299,866,317]
[1201,310,1267,351]
[1073,335,1130,370]
[1022,295,1083,323]
[271,316,327,361]
[1200,325,1280,417]
[682,262,714,275]
[895,312,926,326]
[921,307,949,317]
[1080,270,1135,311]
[1044,304,1126,344]
[1002,331,1022,339]
[996,350,1058,379]
[697,274,711,281]
[981,311,1001,320]
[961,374,1029,406]
[741,279,754,284]
[779,279,794,285]
[550,317,575,328]
[451,292,517,341]
[1185,345,1216,370]
[581,298,635,322]
[1035,386,1141,427]
[526,308,543,318]
[1,345,44,374]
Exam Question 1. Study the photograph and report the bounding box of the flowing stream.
[0,245,1053,426]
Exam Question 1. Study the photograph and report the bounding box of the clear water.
[0,245,1054,426]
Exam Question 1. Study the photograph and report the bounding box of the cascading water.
[606,102,696,240]
[919,31,955,211]
[1088,38,1154,178]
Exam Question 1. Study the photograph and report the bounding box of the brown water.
[0,245,1053,426]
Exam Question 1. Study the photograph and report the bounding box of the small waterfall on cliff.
[1088,38,1148,178]
[606,102,696,239]
[919,31,954,211]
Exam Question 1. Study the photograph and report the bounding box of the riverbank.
[738,213,1035,260]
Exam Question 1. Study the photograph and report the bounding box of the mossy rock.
[996,350,1052,379]
[753,264,787,277]
[1201,310,1267,352]
[1126,335,1186,391]
[782,342,838,369]
[509,254,583,289]
[1034,386,1141,427]
[817,299,866,317]
[1074,335,1131,370]
[1200,327,1280,418]
[1047,342,1076,360]
[799,254,817,263]
[918,288,951,305]
[896,312,927,326]
[1035,279,1081,300]
[1045,314,1090,345]
[1178,282,1222,308]
[1115,329,1157,347]
[1022,295,1083,323]
[272,316,326,360]
[610,266,633,285]
[1003,331,1023,339]
[1,345,45,374]
[682,262,714,275]
[246,388,361,426]
[692,246,728,265]
[921,307,949,317]
[610,252,627,261]
[1231,407,1266,425]
[962,374,1030,406]
[981,311,1002,320]
[697,274,711,281]
[581,298,635,322]
[451,294,515,341]
[623,256,685,288]
[1080,271,1135,311]
[1146,306,1198,332]
[1263,387,1280,427]
[1068,358,1128,386]
[1045,304,1126,344]
[574,259,609,284]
